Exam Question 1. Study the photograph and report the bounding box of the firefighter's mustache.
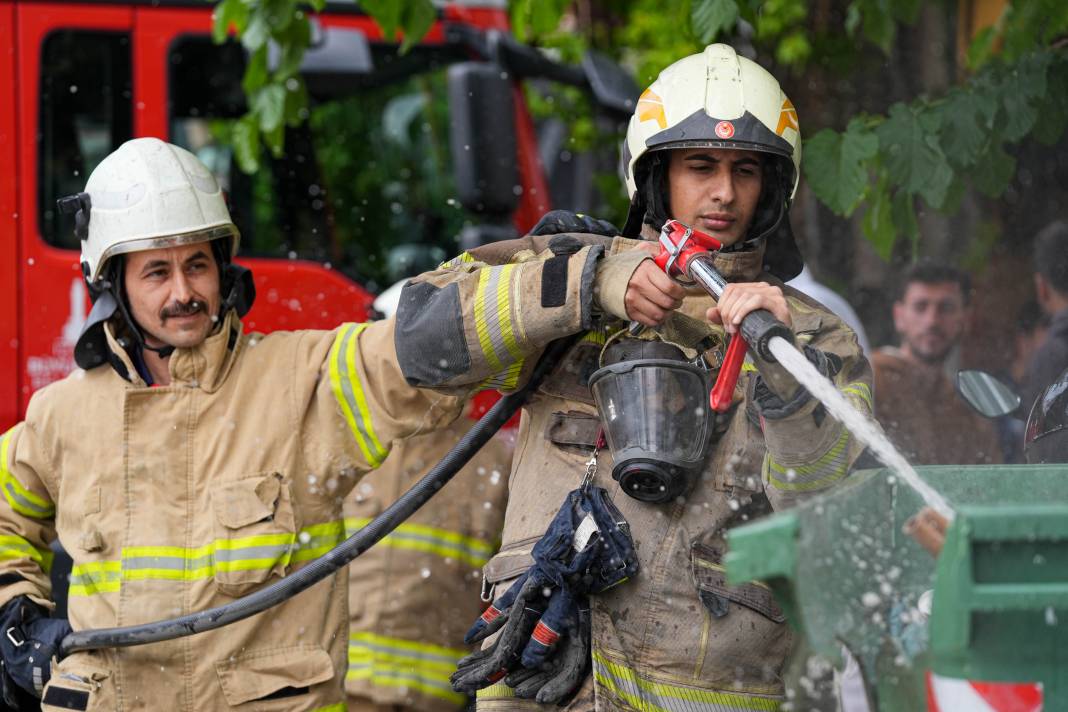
[160,300,207,322]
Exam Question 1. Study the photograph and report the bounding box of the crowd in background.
[791,219,1068,465]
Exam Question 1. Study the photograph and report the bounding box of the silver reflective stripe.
[481,266,513,368]
[593,651,781,712]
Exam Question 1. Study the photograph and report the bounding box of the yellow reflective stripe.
[439,252,476,269]
[0,429,55,520]
[68,521,343,596]
[474,264,524,372]
[292,520,347,563]
[842,381,873,411]
[329,323,388,468]
[311,704,346,712]
[581,328,607,346]
[0,535,53,573]
[765,428,852,492]
[477,682,516,699]
[593,650,781,711]
[68,560,122,596]
[479,360,524,391]
[345,517,495,567]
[348,632,466,704]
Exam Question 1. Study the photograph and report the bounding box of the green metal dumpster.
[725,465,1068,711]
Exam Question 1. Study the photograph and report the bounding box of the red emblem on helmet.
[715,121,735,139]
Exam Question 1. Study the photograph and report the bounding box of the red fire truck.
[0,0,634,430]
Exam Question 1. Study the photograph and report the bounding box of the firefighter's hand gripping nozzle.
[654,220,795,412]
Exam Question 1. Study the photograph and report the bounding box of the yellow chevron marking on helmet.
[776,98,799,137]
[637,89,667,130]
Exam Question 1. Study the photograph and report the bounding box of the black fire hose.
[58,334,579,657]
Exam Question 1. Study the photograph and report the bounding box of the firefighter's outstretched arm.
[393,234,656,394]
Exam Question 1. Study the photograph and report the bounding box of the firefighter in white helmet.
[0,134,696,710]
[393,44,872,710]
[0,136,625,711]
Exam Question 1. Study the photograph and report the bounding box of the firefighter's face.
[666,148,763,247]
[124,243,222,350]
[893,281,966,365]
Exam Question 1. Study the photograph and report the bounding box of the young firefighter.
[0,138,598,711]
[393,45,872,710]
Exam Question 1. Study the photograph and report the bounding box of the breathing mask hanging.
[589,339,712,504]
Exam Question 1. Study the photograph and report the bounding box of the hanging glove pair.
[0,595,71,707]
[451,485,638,704]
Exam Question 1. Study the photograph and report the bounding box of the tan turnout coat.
[345,411,512,711]
[0,237,604,712]
[0,313,469,711]
[395,232,872,711]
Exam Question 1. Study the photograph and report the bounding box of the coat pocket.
[212,473,297,597]
[215,643,336,708]
[690,544,785,623]
[41,658,113,711]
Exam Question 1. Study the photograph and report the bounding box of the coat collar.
[104,310,243,391]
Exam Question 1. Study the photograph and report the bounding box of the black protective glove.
[530,210,619,237]
[504,595,591,705]
[0,596,71,702]
[451,571,551,693]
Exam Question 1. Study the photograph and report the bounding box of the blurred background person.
[1021,220,1068,416]
[872,260,1001,465]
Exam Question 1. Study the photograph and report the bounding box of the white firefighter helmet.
[65,138,253,371]
[79,137,240,284]
[620,44,804,279]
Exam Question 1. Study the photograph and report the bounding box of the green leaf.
[891,190,919,249]
[875,103,953,209]
[971,142,1016,197]
[398,0,436,54]
[242,46,269,95]
[361,0,403,38]
[253,84,287,133]
[861,177,895,260]
[212,0,248,43]
[283,77,309,126]
[998,52,1049,141]
[1032,58,1068,145]
[241,13,270,52]
[803,119,878,216]
[853,0,895,52]
[775,30,811,66]
[263,0,296,33]
[232,115,261,174]
[273,16,311,80]
[939,89,991,168]
[529,0,563,35]
[966,26,998,70]
[691,0,739,44]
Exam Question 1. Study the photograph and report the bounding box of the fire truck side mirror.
[447,62,519,216]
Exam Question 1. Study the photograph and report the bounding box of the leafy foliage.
[215,0,1068,259]
[213,0,434,170]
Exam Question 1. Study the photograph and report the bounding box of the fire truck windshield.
[169,36,477,293]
